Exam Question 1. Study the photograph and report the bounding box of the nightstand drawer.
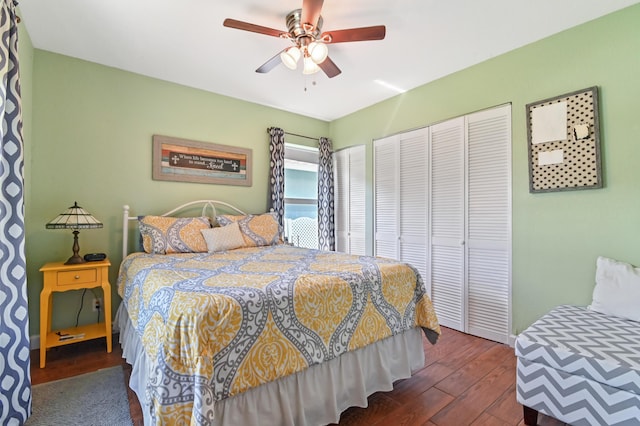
[57,268,97,286]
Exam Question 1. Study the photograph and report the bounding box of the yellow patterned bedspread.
[117,245,440,423]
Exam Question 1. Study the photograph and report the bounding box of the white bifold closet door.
[465,106,511,343]
[430,105,511,343]
[334,145,366,255]
[374,104,511,343]
[374,128,430,296]
[430,117,466,331]
[374,136,399,259]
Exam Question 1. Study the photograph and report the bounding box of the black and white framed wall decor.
[526,86,602,193]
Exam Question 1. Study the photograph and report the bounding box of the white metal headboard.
[122,200,247,256]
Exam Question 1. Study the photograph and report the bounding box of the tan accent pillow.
[139,216,210,254]
[201,222,246,253]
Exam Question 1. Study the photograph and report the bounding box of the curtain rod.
[284,131,319,141]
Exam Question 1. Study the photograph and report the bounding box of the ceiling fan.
[223,0,386,78]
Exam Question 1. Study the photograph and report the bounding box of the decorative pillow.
[588,256,640,322]
[139,216,210,254]
[216,212,281,247]
[201,222,246,253]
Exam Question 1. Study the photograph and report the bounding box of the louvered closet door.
[334,145,366,255]
[466,105,511,343]
[334,150,349,253]
[348,145,366,255]
[399,129,429,293]
[430,117,465,331]
[374,136,399,259]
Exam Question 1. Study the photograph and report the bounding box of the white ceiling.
[19,0,640,121]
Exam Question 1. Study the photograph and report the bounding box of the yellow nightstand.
[39,259,112,368]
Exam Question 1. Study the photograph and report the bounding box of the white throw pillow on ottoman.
[589,256,640,322]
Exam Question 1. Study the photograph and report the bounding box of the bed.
[116,200,441,426]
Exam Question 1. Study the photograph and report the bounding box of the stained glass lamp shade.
[46,202,103,265]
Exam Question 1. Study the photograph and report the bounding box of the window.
[284,144,318,248]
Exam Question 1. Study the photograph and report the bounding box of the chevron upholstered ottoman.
[516,304,640,425]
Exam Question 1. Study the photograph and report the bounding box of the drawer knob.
[75,275,80,279]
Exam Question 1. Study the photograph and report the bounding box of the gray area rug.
[28,366,133,426]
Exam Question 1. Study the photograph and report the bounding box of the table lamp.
[46,201,103,265]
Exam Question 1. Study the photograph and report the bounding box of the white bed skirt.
[116,304,426,426]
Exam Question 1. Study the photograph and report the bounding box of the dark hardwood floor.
[30,327,566,426]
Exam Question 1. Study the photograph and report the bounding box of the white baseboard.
[508,334,517,348]
[30,335,40,351]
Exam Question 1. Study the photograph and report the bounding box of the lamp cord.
[75,288,86,327]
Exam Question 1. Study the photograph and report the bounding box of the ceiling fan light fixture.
[280,46,301,70]
[308,41,328,64]
[224,2,386,79]
[302,56,321,74]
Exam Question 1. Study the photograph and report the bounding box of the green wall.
[22,4,640,341]
[329,4,640,334]
[26,51,329,337]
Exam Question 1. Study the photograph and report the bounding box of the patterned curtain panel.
[317,137,335,251]
[267,127,285,233]
[0,0,30,424]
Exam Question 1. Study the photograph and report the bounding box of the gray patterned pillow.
[139,216,211,254]
[216,212,280,247]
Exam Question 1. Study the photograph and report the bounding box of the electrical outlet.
[93,297,102,312]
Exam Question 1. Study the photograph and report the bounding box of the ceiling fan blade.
[256,50,286,74]
[301,0,324,28]
[223,18,284,38]
[318,56,341,78]
[322,25,386,43]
